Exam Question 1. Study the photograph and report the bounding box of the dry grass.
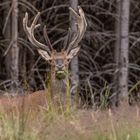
[0,101,140,140]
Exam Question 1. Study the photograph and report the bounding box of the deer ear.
[38,49,52,61]
[67,47,80,59]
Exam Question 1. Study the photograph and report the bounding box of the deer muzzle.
[55,70,66,80]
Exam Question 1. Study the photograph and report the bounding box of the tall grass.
[0,104,139,140]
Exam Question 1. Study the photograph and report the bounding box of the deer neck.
[49,67,69,105]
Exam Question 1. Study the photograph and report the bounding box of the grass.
[0,102,139,140]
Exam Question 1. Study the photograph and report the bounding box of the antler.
[23,12,51,54]
[23,6,87,61]
[43,25,54,51]
[66,6,87,53]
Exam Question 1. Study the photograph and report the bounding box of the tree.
[69,0,79,105]
[4,0,19,90]
[114,0,130,104]
[11,0,19,88]
[112,0,121,107]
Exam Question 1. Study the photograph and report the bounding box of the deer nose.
[57,64,64,70]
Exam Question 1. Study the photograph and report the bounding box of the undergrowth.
[0,104,139,140]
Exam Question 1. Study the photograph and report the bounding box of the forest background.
[0,0,138,108]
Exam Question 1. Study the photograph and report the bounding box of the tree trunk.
[4,0,19,90]
[4,2,11,79]
[69,0,79,106]
[112,0,121,107]
[118,0,130,103]
[11,0,19,88]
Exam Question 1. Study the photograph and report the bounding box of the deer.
[0,6,87,113]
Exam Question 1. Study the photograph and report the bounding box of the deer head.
[23,6,87,79]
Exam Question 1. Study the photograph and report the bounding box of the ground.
[0,100,140,140]
[42,104,140,140]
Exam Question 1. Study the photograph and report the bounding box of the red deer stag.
[0,6,87,112]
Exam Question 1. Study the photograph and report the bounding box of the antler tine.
[23,12,51,54]
[43,25,54,51]
[66,6,87,53]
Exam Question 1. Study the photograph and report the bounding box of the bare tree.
[112,0,121,107]
[11,0,19,88]
[3,0,19,90]
[115,0,130,103]
[3,1,11,79]
[69,0,79,105]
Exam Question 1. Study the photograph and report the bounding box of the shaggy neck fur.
[49,66,70,107]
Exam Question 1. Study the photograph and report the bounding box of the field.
[0,102,139,140]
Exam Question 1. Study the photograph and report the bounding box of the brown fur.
[0,90,48,113]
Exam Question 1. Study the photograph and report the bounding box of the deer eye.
[66,58,71,63]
